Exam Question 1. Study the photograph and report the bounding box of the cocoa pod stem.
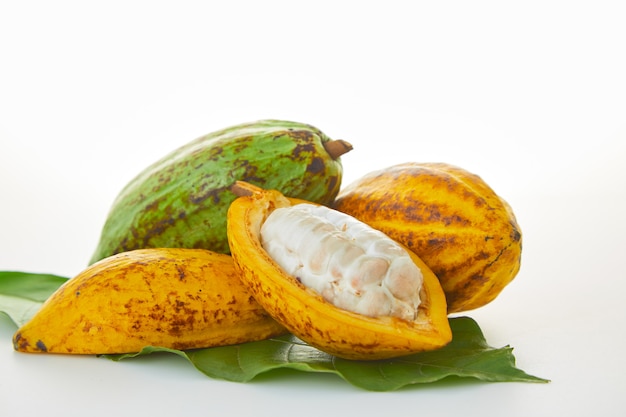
[231,181,263,197]
[324,139,353,160]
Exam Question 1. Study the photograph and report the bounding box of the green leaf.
[0,271,68,327]
[329,317,548,390]
[1,270,549,390]
[108,317,549,391]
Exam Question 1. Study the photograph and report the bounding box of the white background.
[1,1,625,416]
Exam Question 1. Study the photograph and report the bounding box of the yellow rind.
[13,248,286,354]
[333,162,523,313]
[226,182,452,361]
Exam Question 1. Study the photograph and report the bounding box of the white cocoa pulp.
[260,203,423,321]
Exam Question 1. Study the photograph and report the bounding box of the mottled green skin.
[89,120,345,264]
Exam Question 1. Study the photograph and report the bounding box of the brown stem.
[323,139,353,160]
[231,181,263,197]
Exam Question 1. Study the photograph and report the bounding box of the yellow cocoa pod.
[13,248,286,354]
[333,162,522,313]
[226,181,451,360]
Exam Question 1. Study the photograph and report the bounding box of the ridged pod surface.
[89,120,352,264]
[333,162,522,313]
[226,182,451,360]
[13,248,286,354]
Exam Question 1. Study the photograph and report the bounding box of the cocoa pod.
[333,162,522,313]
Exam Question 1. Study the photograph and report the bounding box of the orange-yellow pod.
[226,181,451,361]
[13,248,286,354]
[333,162,522,313]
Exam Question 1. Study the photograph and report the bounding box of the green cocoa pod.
[89,119,352,264]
